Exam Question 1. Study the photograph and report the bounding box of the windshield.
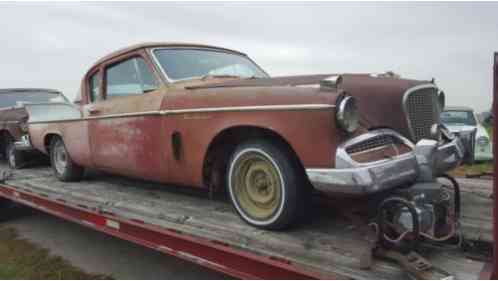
[440,110,477,126]
[153,48,269,81]
[0,91,67,108]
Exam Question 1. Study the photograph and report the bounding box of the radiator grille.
[346,134,400,154]
[404,87,440,142]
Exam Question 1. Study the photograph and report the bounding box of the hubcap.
[53,141,68,174]
[8,146,16,168]
[231,151,282,220]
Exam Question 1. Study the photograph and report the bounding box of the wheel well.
[0,130,12,156]
[44,134,61,153]
[202,126,307,192]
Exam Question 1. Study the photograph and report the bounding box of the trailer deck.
[0,163,493,279]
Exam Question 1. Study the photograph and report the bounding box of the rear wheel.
[227,139,306,230]
[50,137,84,182]
[5,137,24,169]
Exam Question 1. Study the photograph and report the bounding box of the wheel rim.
[231,150,283,221]
[7,145,16,168]
[53,141,68,175]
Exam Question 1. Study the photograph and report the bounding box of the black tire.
[5,137,24,169]
[227,139,307,230]
[50,137,84,182]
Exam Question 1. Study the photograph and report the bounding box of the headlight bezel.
[336,95,360,133]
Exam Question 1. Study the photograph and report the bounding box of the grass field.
[0,226,110,279]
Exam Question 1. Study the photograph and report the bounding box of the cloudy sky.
[0,2,496,111]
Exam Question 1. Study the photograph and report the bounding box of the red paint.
[492,52,498,279]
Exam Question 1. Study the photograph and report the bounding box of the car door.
[86,53,166,181]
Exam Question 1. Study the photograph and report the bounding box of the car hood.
[171,74,431,141]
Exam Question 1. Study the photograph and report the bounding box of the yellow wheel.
[228,140,304,229]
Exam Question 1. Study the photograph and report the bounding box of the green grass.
[0,227,111,279]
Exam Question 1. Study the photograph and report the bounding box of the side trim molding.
[28,104,335,124]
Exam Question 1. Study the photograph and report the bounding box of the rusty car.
[20,43,472,232]
[0,88,68,168]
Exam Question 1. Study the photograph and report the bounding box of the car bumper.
[306,129,467,196]
[14,135,35,152]
[433,137,465,175]
[306,153,419,195]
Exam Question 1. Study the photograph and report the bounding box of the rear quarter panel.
[29,121,93,167]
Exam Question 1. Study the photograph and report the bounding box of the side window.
[88,71,100,102]
[105,57,158,98]
[136,58,158,92]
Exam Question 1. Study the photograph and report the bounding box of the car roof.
[444,106,474,112]
[90,42,247,70]
[0,88,61,94]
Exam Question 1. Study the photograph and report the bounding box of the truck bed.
[0,164,492,279]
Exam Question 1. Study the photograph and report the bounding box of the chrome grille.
[404,86,440,142]
[346,134,400,154]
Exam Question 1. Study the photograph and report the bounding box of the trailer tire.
[50,137,84,182]
[227,139,305,230]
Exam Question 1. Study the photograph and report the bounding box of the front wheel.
[227,140,306,230]
[50,137,84,182]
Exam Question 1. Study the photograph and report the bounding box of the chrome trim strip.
[161,104,334,115]
[28,104,335,124]
[402,83,439,141]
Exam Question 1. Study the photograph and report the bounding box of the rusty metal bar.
[493,52,498,279]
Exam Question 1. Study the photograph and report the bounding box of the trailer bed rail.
[0,164,492,279]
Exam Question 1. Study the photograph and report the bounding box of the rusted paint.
[27,43,431,191]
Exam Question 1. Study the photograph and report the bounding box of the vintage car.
[0,88,68,168]
[21,43,469,230]
[441,106,493,161]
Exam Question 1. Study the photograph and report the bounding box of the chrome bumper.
[306,129,466,195]
[306,153,419,195]
[434,137,465,175]
[14,135,35,151]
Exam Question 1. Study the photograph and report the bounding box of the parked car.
[21,43,468,229]
[441,106,493,161]
[0,88,68,168]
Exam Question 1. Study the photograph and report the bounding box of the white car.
[441,106,493,161]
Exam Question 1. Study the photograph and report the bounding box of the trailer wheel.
[50,137,83,182]
[227,140,304,230]
[5,138,24,169]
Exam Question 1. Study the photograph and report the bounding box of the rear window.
[0,91,66,108]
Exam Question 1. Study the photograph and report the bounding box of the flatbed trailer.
[0,53,495,280]
[0,163,493,279]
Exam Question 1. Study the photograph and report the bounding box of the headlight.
[477,136,489,146]
[437,91,445,111]
[336,95,360,133]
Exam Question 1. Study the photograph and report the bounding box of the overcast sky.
[0,2,496,111]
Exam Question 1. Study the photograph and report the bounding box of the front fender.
[165,108,339,187]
